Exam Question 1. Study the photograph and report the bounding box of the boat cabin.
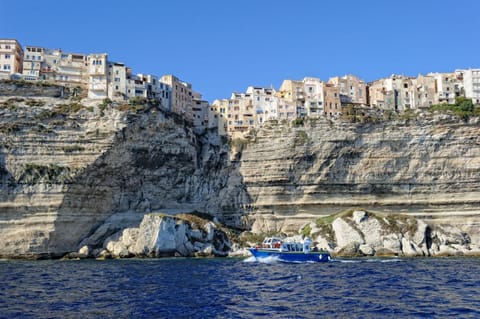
[260,237,314,253]
[261,237,283,249]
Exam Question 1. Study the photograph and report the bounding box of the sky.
[1,0,479,102]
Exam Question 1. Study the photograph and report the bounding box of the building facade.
[457,69,480,104]
[328,74,367,105]
[429,72,461,105]
[87,53,108,99]
[160,75,192,115]
[0,39,23,79]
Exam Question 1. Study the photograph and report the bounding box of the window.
[3,65,11,70]
[5,54,11,59]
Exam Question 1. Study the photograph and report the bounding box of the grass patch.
[300,223,311,237]
[315,209,356,226]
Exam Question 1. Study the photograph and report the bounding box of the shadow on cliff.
[49,107,252,255]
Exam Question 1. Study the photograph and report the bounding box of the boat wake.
[332,258,405,263]
[243,256,281,264]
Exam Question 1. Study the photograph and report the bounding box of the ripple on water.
[1,258,480,318]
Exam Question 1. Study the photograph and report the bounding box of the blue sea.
[1,257,479,318]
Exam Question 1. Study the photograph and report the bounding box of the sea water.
[1,257,479,318]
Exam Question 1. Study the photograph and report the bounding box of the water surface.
[1,257,479,318]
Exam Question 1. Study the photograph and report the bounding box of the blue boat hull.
[248,248,331,263]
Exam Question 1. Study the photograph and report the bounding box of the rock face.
[0,89,244,258]
[309,210,480,257]
[77,213,230,258]
[237,117,480,248]
[1,83,480,258]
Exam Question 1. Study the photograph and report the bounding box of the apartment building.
[303,77,325,117]
[429,72,461,105]
[22,46,43,79]
[277,79,305,117]
[0,39,23,79]
[328,75,367,105]
[414,74,436,109]
[457,69,480,104]
[87,53,108,99]
[322,83,342,116]
[245,86,277,126]
[22,46,88,88]
[368,75,416,111]
[160,75,192,115]
[210,99,228,136]
[227,92,256,137]
[188,92,209,133]
[108,62,130,100]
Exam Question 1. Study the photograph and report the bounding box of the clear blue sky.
[1,0,479,102]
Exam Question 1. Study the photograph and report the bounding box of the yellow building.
[0,39,23,79]
[227,92,256,137]
[210,99,228,136]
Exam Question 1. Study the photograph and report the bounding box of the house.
[456,69,480,104]
[428,72,461,105]
[87,53,108,99]
[210,99,228,136]
[278,79,305,117]
[246,86,278,126]
[0,39,23,79]
[160,75,192,115]
[328,74,367,105]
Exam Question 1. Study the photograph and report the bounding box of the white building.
[245,86,277,126]
[457,69,480,104]
[87,53,108,99]
[108,62,130,101]
[303,77,325,117]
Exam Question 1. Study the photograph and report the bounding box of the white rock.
[382,234,402,255]
[332,217,364,248]
[401,238,423,257]
[359,244,374,256]
[352,210,368,224]
[204,222,216,242]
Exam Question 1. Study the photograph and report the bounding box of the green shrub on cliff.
[430,97,478,119]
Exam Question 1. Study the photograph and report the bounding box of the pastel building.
[277,79,305,117]
[0,39,23,79]
[23,46,88,88]
[227,92,256,137]
[210,99,228,136]
[328,75,367,105]
[160,75,192,115]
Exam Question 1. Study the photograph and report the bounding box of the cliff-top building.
[328,74,367,105]
[0,39,23,79]
[160,75,193,115]
[456,68,480,104]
